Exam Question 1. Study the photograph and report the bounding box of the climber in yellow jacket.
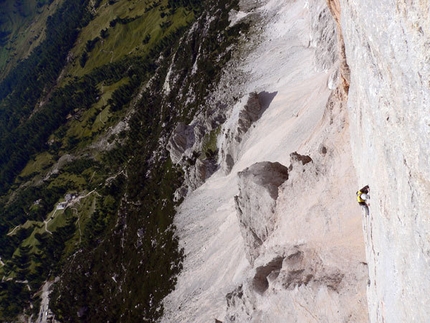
[357,185,370,215]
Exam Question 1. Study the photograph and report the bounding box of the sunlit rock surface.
[235,161,289,264]
[340,1,430,321]
[161,0,369,322]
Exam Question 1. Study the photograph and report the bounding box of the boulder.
[221,92,265,173]
[235,92,262,141]
[167,122,195,164]
[235,161,289,264]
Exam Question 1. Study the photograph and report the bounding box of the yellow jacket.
[356,191,365,203]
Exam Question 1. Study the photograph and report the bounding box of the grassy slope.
[0,0,195,317]
[64,78,129,142]
[64,0,192,78]
[11,0,193,214]
[0,0,64,79]
[0,0,246,320]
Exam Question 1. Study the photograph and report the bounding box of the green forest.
[0,0,247,321]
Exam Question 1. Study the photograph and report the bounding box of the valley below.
[0,0,429,322]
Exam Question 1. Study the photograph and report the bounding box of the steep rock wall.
[340,1,430,322]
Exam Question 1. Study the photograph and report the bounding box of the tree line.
[0,0,251,320]
[0,0,92,193]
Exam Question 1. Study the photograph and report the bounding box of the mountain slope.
[1,0,428,321]
[161,0,368,321]
[0,0,247,321]
[0,0,65,78]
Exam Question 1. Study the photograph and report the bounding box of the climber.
[356,185,370,216]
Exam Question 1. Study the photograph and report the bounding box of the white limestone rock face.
[340,1,430,321]
[220,92,268,174]
[161,0,369,322]
[235,161,289,263]
[226,245,366,323]
[225,141,368,323]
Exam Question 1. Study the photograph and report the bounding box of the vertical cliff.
[340,1,430,322]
